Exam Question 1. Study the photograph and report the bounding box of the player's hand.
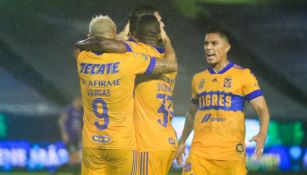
[122,21,130,34]
[159,20,169,43]
[154,12,163,25]
[249,133,266,160]
[176,143,186,165]
[116,21,130,40]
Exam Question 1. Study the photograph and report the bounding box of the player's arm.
[176,103,197,165]
[249,96,270,160]
[151,25,178,74]
[75,37,128,53]
[58,112,69,143]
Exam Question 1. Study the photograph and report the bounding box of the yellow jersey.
[77,50,156,150]
[190,62,262,160]
[125,40,178,151]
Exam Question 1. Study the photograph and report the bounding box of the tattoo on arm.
[152,59,177,74]
[152,39,178,74]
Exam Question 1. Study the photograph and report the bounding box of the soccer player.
[76,14,178,175]
[176,26,270,175]
[58,97,83,175]
[76,15,177,175]
[130,15,178,175]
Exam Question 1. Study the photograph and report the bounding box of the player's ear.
[113,26,117,35]
[225,43,231,53]
[112,24,117,37]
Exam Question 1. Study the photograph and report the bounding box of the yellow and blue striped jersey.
[77,50,156,150]
[125,39,178,151]
[190,62,262,160]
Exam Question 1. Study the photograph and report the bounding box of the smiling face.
[204,33,231,65]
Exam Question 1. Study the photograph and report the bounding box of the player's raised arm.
[151,24,178,74]
[75,37,128,53]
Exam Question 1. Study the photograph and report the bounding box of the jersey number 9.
[92,98,109,130]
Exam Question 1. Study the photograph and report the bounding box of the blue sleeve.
[245,89,263,101]
[145,57,157,74]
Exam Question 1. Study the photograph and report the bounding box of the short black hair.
[206,26,231,44]
[129,5,158,36]
[135,15,160,41]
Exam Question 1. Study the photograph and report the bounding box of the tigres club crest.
[236,143,244,153]
[224,77,232,88]
[198,79,205,89]
[184,162,192,172]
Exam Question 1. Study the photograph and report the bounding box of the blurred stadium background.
[1,0,307,174]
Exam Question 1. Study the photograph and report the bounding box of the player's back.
[126,40,178,151]
[77,50,154,150]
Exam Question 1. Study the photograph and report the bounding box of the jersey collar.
[208,62,234,74]
[92,51,103,55]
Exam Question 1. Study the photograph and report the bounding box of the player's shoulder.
[124,40,146,53]
[77,50,98,62]
[193,69,209,81]
[78,50,89,57]
[232,64,247,71]
[137,42,163,51]
[136,42,164,58]
[123,51,151,61]
[122,38,138,52]
[124,40,137,47]
[135,42,153,50]
[231,64,252,73]
[231,64,256,79]
[78,50,106,57]
[149,44,164,54]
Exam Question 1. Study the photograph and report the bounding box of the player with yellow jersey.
[176,26,270,175]
[76,12,178,175]
[76,15,177,175]
[128,15,178,175]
